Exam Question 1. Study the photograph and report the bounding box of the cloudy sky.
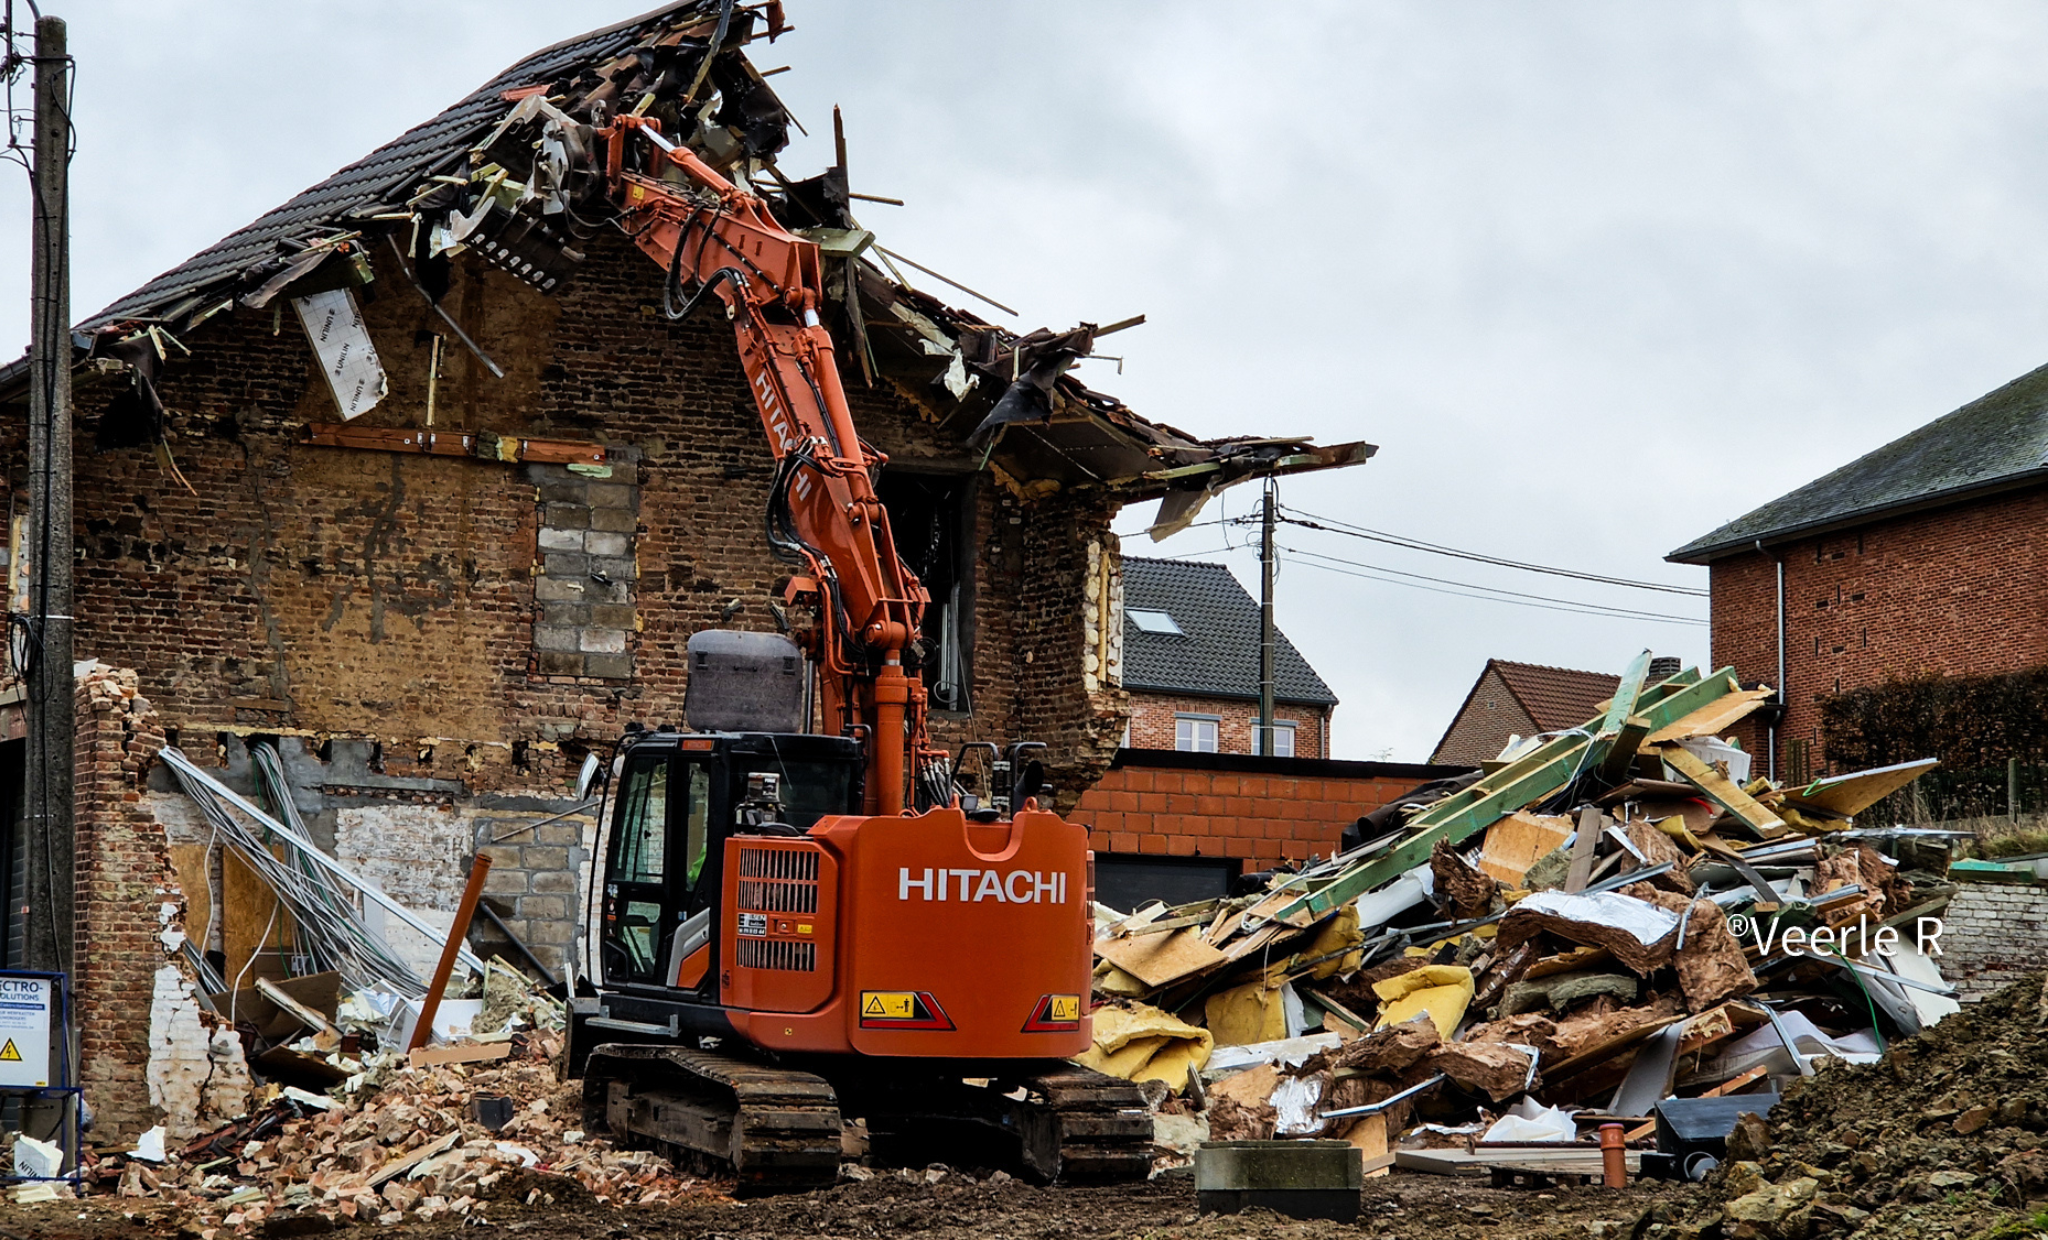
[8,1,2048,760]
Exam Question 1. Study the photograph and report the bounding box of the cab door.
[600,747,715,990]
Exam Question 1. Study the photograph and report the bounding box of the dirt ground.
[0,1170,1695,1240]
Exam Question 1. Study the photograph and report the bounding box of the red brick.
[1138,834,1168,856]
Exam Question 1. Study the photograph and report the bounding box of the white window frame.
[1174,713,1220,754]
[1253,718,1299,758]
[1128,608,1184,635]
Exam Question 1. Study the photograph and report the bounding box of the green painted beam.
[1598,650,1653,739]
[1269,664,1743,924]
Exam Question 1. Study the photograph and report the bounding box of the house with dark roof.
[1668,363,2048,782]
[1118,556,1337,758]
[0,3,1376,1142]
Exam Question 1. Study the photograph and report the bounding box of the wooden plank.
[1597,650,1653,740]
[1701,1064,1770,1097]
[1598,716,1651,781]
[1565,806,1605,893]
[1396,1147,1641,1177]
[1646,689,1774,745]
[407,1042,511,1068]
[1271,668,1743,924]
[1659,744,1786,836]
[301,423,607,467]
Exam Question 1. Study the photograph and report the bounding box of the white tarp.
[1482,1096,1578,1143]
[1511,889,1681,947]
[293,288,388,419]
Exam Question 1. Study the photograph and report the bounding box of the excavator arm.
[597,115,940,814]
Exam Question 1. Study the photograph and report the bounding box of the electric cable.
[1277,543,1709,626]
[1277,506,1708,597]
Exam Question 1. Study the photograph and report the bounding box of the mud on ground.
[0,1170,1690,1240]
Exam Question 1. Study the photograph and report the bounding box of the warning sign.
[0,975,52,1088]
[1048,995,1081,1023]
[861,991,916,1020]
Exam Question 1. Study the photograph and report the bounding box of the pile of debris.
[1085,655,1968,1183]
[77,1029,714,1234]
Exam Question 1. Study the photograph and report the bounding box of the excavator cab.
[594,728,863,996]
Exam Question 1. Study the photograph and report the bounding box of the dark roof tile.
[1121,556,1336,706]
[1669,361,2048,563]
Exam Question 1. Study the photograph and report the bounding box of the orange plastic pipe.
[1599,1122,1627,1187]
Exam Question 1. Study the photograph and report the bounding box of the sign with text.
[0,974,53,1088]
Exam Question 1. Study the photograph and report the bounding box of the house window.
[1129,609,1183,635]
[1252,719,1298,758]
[1174,714,1219,753]
[877,470,976,713]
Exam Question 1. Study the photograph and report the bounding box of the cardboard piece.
[1478,812,1575,886]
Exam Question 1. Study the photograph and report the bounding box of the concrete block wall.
[1936,882,2048,1002]
[531,462,640,681]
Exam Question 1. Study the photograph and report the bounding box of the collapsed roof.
[18,0,1372,532]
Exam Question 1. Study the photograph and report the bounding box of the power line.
[1276,506,1708,598]
[1278,543,1709,626]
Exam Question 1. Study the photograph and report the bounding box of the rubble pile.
[81,1030,716,1234]
[1086,656,1972,1181]
[1647,971,2048,1240]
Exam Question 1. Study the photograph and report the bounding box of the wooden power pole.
[23,13,73,977]
[1258,480,1276,757]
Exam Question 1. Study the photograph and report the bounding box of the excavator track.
[583,1044,842,1195]
[1015,1064,1155,1183]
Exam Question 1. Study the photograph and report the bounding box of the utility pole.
[1257,479,1276,757]
[22,13,73,978]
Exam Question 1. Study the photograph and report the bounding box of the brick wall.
[1703,486,2048,778]
[2,229,1123,799]
[72,663,180,1139]
[1932,881,2048,1002]
[1430,664,1541,766]
[1126,691,1330,759]
[1070,750,1466,867]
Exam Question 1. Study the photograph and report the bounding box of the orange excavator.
[558,112,1151,1190]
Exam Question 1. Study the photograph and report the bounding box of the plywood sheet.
[167,843,213,953]
[1784,759,1939,818]
[223,845,296,986]
[1096,927,1226,990]
[1478,812,1573,885]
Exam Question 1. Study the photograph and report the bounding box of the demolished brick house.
[0,4,1369,1140]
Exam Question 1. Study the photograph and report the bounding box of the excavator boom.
[603,116,933,813]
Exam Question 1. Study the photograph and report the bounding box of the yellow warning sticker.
[797,923,813,936]
[1047,995,1081,1023]
[0,1039,19,1062]
[860,991,917,1020]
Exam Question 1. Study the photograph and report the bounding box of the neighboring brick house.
[1668,362,2048,782]
[1430,656,1683,766]
[1120,557,1337,759]
[0,5,1371,1139]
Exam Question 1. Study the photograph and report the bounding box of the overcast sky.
[8,1,2048,761]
